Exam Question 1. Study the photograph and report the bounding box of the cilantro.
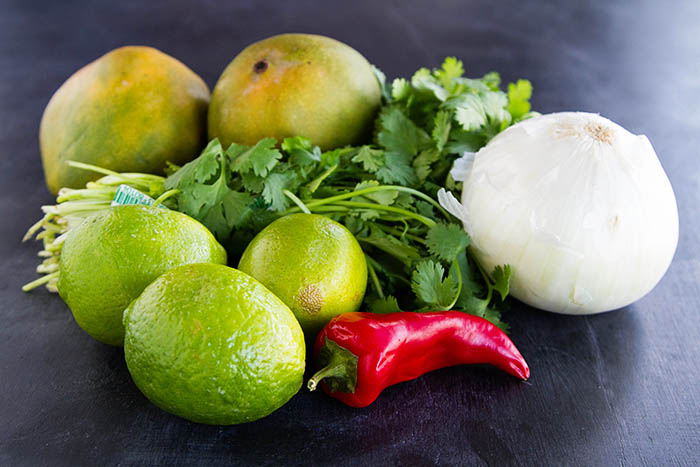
[353,181,398,206]
[163,139,253,240]
[450,94,488,131]
[376,151,418,186]
[411,68,449,101]
[262,171,297,212]
[413,148,441,183]
[507,79,533,120]
[435,57,464,91]
[369,295,402,314]
[351,146,384,172]
[371,65,392,102]
[158,56,531,331]
[411,260,458,310]
[391,78,412,102]
[282,136,321,168]
[426,223,471,262]
[377,106,431,158]
[360,229,422,266]
[431,110,452,152]
[491,264,512,301]
[227,138,281,177]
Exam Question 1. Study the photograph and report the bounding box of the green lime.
[123,263,305,425]
[238,213,367,335]
[57,205,227,346]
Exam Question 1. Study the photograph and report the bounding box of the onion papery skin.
[460,112,678,314]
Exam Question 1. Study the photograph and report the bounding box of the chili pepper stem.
[307,363,346,391]
[307,338,358,393]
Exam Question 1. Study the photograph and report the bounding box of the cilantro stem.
[445,259,463,310]
[21,271,59,292]
[306,206,350,214]
[365,254,384,299]
[282,190,311,214]
[299,185,449,219]
[306,164,338,193]
[372,223,426,244]
[472,250,494,303]
[330,201,436,227]
[362,252,411,287]
[56,187,117,202]
[42,200,112,216]
[153,189,180,207]
[67,160,120,177]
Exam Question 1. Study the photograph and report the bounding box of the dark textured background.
[1,1,699,465]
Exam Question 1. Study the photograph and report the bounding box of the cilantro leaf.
[484,307,508,332]
[445,129,487,154]
[413,147,441,182]
[411,260,458,309]
[369,295,402,314]
[360,229,421,266]
[351,146,384,172]
[227,138,282,177]
[481,91,511,125]
[411,67,449,101]
[481,71,502,91]
[376,151,418,186]
[415,200,436,219]
[353,181,398,206]
[432,110,452,152]
[426,223,471,262]
[240,171,265,193]
[391,78,412,102]
[372,64,392,102]
[282,136,321,168]
[164,138,222,202]
[377,106,431,157]
[507,79,533,120]
[491,264,512,301]
[447,94,487,131]
[262,172,297,212]
[435,57,464,91]
[164,139,252,240]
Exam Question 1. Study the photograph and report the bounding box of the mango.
[208,34,381,151]
[40,46,210,194]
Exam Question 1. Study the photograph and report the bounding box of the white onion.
[439,112,678,314]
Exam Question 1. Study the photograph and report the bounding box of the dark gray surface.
[2,1,699,465]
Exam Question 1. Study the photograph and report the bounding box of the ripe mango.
[40,46,210,194]
[208,34,381,150]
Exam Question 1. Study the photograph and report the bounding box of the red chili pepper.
[307,311,530,408]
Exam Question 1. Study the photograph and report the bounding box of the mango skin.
[40,46,210,194]
[208,34,381,151]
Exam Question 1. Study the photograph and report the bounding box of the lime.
[238,213,367,335]
[123,263,305,425]
[57,205,227,346]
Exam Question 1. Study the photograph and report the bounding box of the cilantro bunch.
[159,58,534,330]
